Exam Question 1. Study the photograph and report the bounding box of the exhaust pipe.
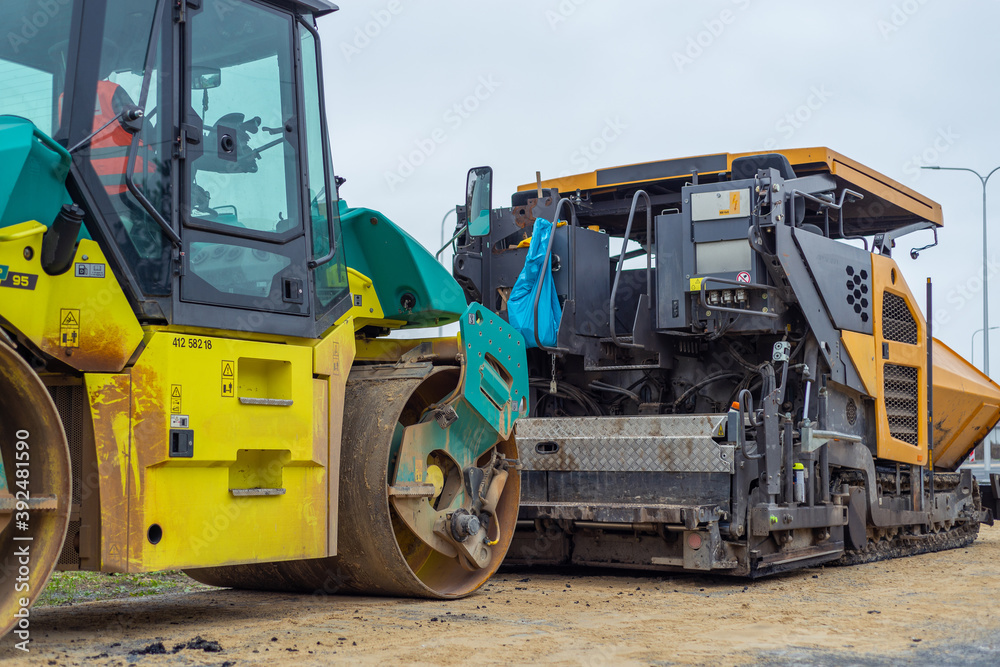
[41,203,84,275]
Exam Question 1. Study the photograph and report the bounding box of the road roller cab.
[0,0,528,640]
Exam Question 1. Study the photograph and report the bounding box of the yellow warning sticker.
[688,277,704,292]
[221,360,235,397]
[331,342,340,374]
[415,457,424,483]
[59,308,80,348]
[170,384,182,414]
[716,191,744,216]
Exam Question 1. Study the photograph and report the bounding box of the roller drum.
[187,367,519,598]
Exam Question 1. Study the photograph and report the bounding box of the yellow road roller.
[0,0,527,643]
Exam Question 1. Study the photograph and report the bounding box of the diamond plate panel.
[516,415,733,473]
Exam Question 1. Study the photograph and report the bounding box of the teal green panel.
[393,302,529,488]
[339,200,467,328]
[459,302,529,433]
[0,116,88,239]
[0,116,72,230]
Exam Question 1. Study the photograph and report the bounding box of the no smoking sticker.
[736,272,751,284]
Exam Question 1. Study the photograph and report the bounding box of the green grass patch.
[36,570,211,607]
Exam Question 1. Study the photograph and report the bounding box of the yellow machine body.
[0,215,525,581]
[839,252,1000,469]
[931,340,1000,470]
[0,220,357,572]
[0,222,143,373]
[85,324,357,572]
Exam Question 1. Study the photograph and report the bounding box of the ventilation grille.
[47,384,84,507]
[882,292,917,344]
[845,265,871,323]
[58,519,81,567]
[884,364,919,445]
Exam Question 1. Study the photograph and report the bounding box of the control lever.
[240,116,261,134]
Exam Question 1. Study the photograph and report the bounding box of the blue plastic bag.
[508,217,562,348]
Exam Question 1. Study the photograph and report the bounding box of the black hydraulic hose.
[589,380,641,403]
[671,372,744,412]
[529,378,602,416]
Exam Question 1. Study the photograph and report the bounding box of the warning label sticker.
[221,360,235,397]
[728,190,741,215]
[170,384,182,413]
[75,262,106,278]
[60,308,80,348]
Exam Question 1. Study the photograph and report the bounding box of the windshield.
[0,1,77,136]
[187,1,301,235]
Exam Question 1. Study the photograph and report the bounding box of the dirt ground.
[2,525,999,666]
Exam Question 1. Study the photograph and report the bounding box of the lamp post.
[923,165,1000,473]
[971,326,1000,369]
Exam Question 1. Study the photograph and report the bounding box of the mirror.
[192,66,222,90]
[466,166,493,237]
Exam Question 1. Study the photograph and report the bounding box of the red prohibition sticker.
[736,271,751,283]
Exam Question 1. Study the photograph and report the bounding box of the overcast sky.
[317,0,1000,365]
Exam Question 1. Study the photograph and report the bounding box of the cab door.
[177,0,314,330]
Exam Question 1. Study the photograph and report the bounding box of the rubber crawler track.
[836,484,982,567]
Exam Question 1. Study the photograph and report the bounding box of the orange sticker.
[729,190,741,215]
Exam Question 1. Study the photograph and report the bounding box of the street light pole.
[923,165,1000,376]
[924,165,1000,473]
[970,326,1000,369]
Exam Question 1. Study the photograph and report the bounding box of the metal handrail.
[436,224,468,260]
[609,190,652,348]
[531,198,575,353]
[832,188,866,250]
